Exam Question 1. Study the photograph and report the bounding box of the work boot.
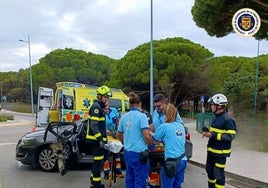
[208,182,215,188]
[61,168,68,176]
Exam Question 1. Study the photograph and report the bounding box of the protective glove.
[148,143,156,151]
[202,127,209,132]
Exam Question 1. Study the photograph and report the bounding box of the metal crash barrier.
[196,112,213,133]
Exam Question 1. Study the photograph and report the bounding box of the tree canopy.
[192,0,268,40]
[0,48,115,103]
[108,37,213,105]
[1,37,268,112]
[33,48,115,90]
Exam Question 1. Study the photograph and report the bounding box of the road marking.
[0,143,16,146]
[0,121,32,127]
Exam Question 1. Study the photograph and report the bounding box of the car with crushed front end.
[16,119,94,172]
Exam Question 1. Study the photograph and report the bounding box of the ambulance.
[52,82,129,122]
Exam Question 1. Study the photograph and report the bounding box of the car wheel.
[38,146,57,172]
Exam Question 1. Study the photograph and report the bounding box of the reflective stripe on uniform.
[208,178,216,183]
[215,162,226,168]
[215,183,225,188]
[207,147,231,155]
[86,135,97,140]
[217,133,221,140]
[210,127,236,135]
[94,132,101,138]
[94,155,104,161]
[86,134,107,141]
[89,116,105,121]
[90,173,101,182]
[92,176,101,182]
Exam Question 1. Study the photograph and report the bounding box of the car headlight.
[21,138,31,146]
[18,137,36,149]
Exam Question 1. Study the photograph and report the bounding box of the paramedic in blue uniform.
[104,103,120,138]
[103,103,123,179]
[203,94,237,188]
[86,86,112,188]
[152,93,184,132]
[152,103,186,188]
[117,92,153,188]
[152,93,187,187]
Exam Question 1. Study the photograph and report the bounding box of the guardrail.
[196,112,213,133]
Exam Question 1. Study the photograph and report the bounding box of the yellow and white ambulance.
[37,82,129,123]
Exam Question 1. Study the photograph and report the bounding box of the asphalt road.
[0,112,257,188]
[0,118,211,188]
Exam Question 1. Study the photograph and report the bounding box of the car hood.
[24,129,46,138]
[21,124,77,142]
[20,120,85,143]
[20,129,55,144]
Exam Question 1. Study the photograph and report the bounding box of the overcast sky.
[0,0,267,72]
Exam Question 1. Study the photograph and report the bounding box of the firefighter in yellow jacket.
[202,94,237,188]
[86,86,112,188]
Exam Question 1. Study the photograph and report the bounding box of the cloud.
[0,0,267,72]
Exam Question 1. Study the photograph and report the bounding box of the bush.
[0,113,14,122]
[3,102,34,114]
[0,115,7,122]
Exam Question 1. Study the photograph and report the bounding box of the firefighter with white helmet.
[203,93,237,188]
[207,94,228,111]
[86,85,112,188]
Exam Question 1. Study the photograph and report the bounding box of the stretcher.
[148,143,164,188]
[104,136,124,187]
[104,138,165,187]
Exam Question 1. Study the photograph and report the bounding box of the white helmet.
[207,94,228,106]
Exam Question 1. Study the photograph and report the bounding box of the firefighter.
[203,94,237,188]
[86,85,112,188]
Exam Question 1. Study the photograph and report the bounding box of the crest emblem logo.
[232,8,261,37]
[241,17,252,30]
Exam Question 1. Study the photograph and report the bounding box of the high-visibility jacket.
[86,100,107,143]
[207,112,237,157]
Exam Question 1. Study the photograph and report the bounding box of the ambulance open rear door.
[36,87,54,127]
